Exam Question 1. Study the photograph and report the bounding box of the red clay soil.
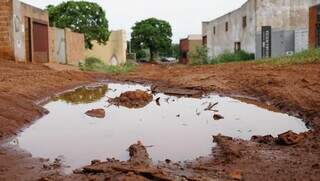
[0,61,319,180]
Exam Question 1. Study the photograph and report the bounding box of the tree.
[131,18,172,61]
[46,1,109,49]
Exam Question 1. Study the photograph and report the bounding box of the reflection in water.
[15,83,309,173]
[55,85,108,104]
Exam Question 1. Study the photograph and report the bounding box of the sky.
[21,0,247,43]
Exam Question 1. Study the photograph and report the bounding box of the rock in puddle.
[85,109,106,118]
[108,90,153,108]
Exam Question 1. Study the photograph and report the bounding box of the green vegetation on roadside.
[258,48,320,65]
[190,46,254,65]
[80,57,136,74]
[190,46,320,65]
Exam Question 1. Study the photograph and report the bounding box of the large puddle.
[12,83,308,172]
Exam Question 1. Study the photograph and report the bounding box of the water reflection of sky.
[14,83,309,173]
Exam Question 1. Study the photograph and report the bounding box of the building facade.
[202,0,320,59]
[0,0,50,63]
[86,30,127,65]
[179,35,202,64]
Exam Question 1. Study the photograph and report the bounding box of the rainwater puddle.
[12,83,308,172]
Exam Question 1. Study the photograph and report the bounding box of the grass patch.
[212,50,255,64]
[258,49,320,65]
[189,46,255,65]
[80,57,136,74]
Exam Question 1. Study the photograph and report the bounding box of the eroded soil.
[0,60,320,180]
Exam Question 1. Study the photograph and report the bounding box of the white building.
[202,0,320,59]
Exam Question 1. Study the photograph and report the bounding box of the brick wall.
[65,29,85,66]
[0,0,14,61]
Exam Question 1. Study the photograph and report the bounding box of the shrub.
[212,50,255,64]
[189,46,210,65]
[80,57,135,74]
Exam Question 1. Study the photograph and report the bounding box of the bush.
[189,46,210,65]
[212,50,255,64]
[80,57,135,74]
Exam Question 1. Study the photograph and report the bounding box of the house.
[202,0,320,59]
[0,0,50,63]
[179,34,202,64]
[85,30,127,65]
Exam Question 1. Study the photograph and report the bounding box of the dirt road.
[0,60,319,180]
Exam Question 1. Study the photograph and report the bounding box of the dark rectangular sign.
[262,26,272,58]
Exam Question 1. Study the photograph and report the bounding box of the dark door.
[24,17,32,62]
[32,22,49,63]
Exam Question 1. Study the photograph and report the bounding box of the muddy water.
[13,83,308,172]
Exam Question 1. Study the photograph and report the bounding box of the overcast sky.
[21,0,247,43]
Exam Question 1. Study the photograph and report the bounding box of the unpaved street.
[0,61,320,180]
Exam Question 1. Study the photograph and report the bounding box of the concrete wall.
[256,30,295,59]
[86,30,127,65]
[256,0,320,32]
[0,0,14,61]
[202,0,256,57]
[49,27,85,66]
[65,29,85,66]
[203,0,320,58]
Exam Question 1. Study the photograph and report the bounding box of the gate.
[54,28,67,64]
[32,22,49,63]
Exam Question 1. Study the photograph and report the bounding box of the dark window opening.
[213,26,216,35]
[234,42,241,52]
[242,16,247,28]
[225,22,229,32]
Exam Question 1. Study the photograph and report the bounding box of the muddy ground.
[0,60,319,180]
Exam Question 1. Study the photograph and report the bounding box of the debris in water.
[204,102,218,111]
[108,90,153,108]
[176,114,180,117]
[155,97,160,106]
[85,109,106,118]
[213,114,224,120]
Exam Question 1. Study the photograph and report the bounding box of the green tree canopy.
[46,1,109,49]
[131,18,172,61]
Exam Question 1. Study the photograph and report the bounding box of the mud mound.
[108,90,153,108]
[85,109,105,118]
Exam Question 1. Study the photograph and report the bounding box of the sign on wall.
[262,26,272,58]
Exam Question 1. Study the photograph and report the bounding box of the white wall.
[202,0,256,57]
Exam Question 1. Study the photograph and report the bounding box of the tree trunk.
[150,50,157,62]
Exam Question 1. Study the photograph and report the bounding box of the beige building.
[86,30,127,65]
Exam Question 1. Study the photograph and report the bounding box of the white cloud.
[21,0,247,43]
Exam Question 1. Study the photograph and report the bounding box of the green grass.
[211,50,255,64]
[258,49,320,65]
[80,57,136,74]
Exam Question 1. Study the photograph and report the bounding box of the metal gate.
[32,22,49,63]
[54,28,67,64]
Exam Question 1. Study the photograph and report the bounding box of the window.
[234,42,241,52]
[213,26,216,35]
[225,22,228,32]
[242,16,247,28]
